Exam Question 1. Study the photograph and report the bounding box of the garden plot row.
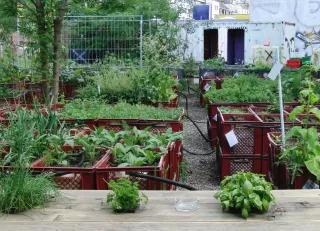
[206,103,302,183]
[0,103,184,190]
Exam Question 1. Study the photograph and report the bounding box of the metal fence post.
[140,15,143,68]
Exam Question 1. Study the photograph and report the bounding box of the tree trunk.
[52,0,68,104]
[35,0,50,102]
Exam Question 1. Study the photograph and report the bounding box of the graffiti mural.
[294,0,320,28]
[250,0,320,56]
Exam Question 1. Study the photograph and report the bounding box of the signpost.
[267,47,286,146]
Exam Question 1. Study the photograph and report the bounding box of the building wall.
[179,20,294,64]
[250,0,320,56]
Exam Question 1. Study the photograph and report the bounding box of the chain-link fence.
[63,16,146,66]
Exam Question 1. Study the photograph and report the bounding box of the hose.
[127,172,197,191]
[183,114,212,143]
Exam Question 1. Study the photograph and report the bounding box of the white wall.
[250,0,320,56]
[179,21,294,64]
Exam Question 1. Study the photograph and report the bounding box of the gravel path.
[180,91,219,190]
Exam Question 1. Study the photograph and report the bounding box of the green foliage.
[59,100,183,120]
[0,87,22,99]
[205,75,277,103]
[112,143,162,166]
[0,107,62,167]
[183,56,199,77]
[280,126,320,184]
[77,62,176,104]
[76,126,182,167]
[179,160,188,183]
[280,80,320,184]
[214,172,274,219]
[0,46,19,84]
[202,57,225,71]
[0,170,58,214]
[99,0,177,21]
[106,178,148,213]
[246,62,271,72]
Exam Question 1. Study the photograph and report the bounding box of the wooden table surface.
[1,190,320,231]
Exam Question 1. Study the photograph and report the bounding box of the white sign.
[268,62,284,80]
[204,83,211,92]
[212,114,218,122]
[225,130,239,148]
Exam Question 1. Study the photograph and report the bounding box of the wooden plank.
[2,221,320,231]
[0,190,319,231]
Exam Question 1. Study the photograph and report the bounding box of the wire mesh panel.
[63,16,143,65]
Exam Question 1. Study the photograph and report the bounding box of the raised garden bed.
[95,141,179,190]
[251,111,301,156]
[31,145,109,190]
[267,132,313,189]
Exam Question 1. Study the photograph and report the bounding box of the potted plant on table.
[214,172,275,219]
[106,178,148,213]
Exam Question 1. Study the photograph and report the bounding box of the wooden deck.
[1,190,320,231]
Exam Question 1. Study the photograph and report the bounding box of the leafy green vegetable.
[280,79,320,184]
[214,172,274,219]
[106,178,148,213]
[205,75,277,103]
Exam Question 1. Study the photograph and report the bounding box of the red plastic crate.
[219,153,269,180]
[267,132,312,189]
[287,59,301,69]
[199,76,224,107]
[251,111,301,156]
[207,103,266,146]
[217,110,263,155]
[62,118,183,133]
[153,96,179,108]
[31,146,108,190]
[95,147,173,190]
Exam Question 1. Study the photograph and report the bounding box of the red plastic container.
[287,59,301,69]
[219,154,269,180]
[217,110,263,155]
[267,132,312,189]
[31,146,108,190]
[251,111,301,156]
[153,96,179,108]
[62,118,183,133]
[95,148,172,190]
[199,76,224,107]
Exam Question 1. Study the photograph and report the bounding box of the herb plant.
[214,172,274,219]
[106,178,148,213]
[0,170,58,214]
[60,100,183,120]
[205,75,277,103]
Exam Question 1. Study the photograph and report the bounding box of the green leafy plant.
[280,79,320,184]
[0,87,23,99]
[60,100,183,120]
[205,75,277,103]
[183,56,198,77]
[202,57,225,72]
[112,143,162,167]
[214,172,275,219]
[106,178,148,213]
[0,170,58,214]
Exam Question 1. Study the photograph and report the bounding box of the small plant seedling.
[214,172,275,219]
[106,178,148,213]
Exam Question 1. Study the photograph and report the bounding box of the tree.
[0,0,70,103]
